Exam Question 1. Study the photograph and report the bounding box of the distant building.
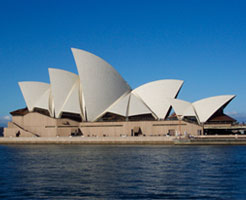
[4,48,236,137]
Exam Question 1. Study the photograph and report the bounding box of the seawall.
[1,135,246,145]
[0,136,175,145]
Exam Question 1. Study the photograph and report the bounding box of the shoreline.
[1,135,246,145]
[0,136,175,145]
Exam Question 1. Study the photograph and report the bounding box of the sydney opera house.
[4,48,236,137]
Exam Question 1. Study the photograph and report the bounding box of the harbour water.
[0,145,246,199]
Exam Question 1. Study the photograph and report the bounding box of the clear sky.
[0,0,246,125]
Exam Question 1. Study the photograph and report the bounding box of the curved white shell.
[133,80,183,119]
[18,81,51,114]
[48,68,82,118]
[107,93,130,117]
[193,95,236,123]
[168,98,196,117]
[72,48,131,121]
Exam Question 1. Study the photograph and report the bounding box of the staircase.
[12,122,40,137]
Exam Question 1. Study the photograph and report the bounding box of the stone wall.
[4,112,203,137]
[80,120,203,137]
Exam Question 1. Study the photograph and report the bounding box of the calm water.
[0,145,246,199]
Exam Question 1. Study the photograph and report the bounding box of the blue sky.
[0,0,246,125]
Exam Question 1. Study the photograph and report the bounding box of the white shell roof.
[193,95,236,123]
[128,93,152,116]
[19,81,51,113]
[62,80,82,115]
[72,48,131,121]
[107,93,130,117]
[107,92,152,117]
[48,68,81,118]
[168,98,196,117]
[132,80,183,119]
[18,48,236,123]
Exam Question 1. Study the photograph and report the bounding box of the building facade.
[4,48,236,137]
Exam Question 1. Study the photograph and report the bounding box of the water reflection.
[0,145,246,199]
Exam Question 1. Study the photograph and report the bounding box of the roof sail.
[193,95,236,123]
[18,81,52,115]
[133,79,184,119]
[168,98,196,117]
[72,48,131,121]
[48,68,82,118]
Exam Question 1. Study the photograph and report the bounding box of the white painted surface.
[168,98,196,117]
[193,95,236,123]
[48,68,81,118]
[62,79,81,115]
[19,81,51,113]
[107,93,130,117]
[133,80,183,119]
[35,88,52,112]
[128,93,152,116]
[72,48,131,121]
